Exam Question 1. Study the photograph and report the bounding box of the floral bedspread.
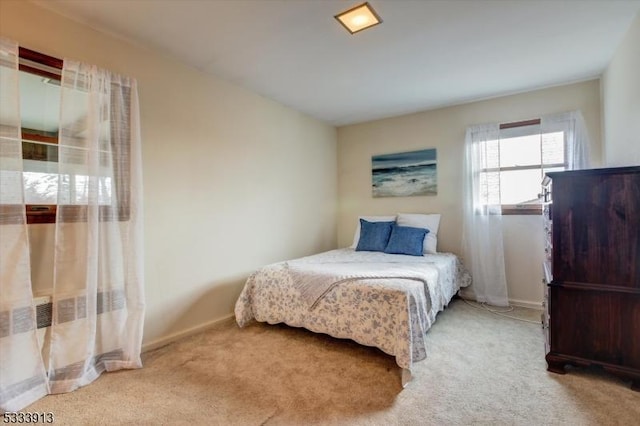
[235,249,471,371]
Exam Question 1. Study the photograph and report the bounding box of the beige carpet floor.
[26,298,640,425]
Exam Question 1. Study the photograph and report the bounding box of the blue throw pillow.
[384,225,429,256]
[355,219,395,252]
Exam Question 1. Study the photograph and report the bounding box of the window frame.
[6,47,131,225]
[491,118,566,216]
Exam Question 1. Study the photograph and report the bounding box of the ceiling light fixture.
[334,2,382,35]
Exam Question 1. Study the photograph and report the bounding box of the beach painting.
[372,148,437,197]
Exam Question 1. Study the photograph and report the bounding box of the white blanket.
[287,261,437,309]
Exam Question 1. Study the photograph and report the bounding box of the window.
[480,119,566,215]
[1,47,129,224]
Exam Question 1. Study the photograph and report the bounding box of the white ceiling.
[33,0,640,126]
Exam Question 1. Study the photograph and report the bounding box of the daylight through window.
[480,120,566,214]
[2,47,126,224]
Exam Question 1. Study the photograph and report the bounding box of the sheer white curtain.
[48,60,145,393]
[0,38,49,411]
[461,123,509,307]
[0,44,145,409]
[461,111,590,307]
[541,110,591,170]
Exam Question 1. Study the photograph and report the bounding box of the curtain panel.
[461,123,509,307]
[48,60,145,394]
[541,110,591,170]
[0,37,49,413]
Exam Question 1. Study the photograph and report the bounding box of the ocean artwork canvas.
[372,148,437,197]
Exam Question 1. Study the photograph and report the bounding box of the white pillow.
[396,213,441,254]
[351,215,397,248]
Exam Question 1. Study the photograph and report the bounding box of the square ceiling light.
[335,2,382,34]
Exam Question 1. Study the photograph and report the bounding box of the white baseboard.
[457,290,542,310]
[508,298,543,310]
[142,313,235,353]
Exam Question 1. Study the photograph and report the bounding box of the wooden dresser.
[541,166,640,391]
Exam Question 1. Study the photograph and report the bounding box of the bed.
[234,214,471,384]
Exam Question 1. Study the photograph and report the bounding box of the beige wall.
[602,13,640,167]
[1,1,337,347]
[2,0,619,335]
[337,80,602,307]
